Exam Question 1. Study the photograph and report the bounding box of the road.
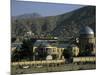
[11,64,96,75]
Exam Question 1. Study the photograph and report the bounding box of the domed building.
[80,26,94,38]
[79,26,96,55]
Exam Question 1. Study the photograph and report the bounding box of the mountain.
[11,6,96,38]
[52,6,96,37]
[12,13,42,20]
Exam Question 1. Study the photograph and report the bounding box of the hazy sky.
[11,0,85,16]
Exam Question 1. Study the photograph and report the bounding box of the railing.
[11,59,65,66]
[73,56,96,62]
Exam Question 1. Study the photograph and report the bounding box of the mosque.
[79,26,96,56]
[11,26,96,66]
[32,26,96,61]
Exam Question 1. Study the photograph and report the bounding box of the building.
[33,40,65,60]
[79,26,96,56]
[70,44,79,57]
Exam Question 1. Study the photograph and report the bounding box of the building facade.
[33,41,65,60]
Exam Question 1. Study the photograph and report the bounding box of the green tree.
[79,49,92,56]
[20,38,36,61]
[63,48,73,62]
[11,38,36,62]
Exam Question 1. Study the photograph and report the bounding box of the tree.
[63,48,73,63]
[11,45,22,62]
[11,38,36,62]
[20,38,36,61]
[79,49,92,56]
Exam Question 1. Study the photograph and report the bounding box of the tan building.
[71,45,79,57]
[67,44,79,57]
[33,41,65,60]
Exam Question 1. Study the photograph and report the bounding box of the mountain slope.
[52,6,96,37]
[12,13,42,21]
[11,6,96,38]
